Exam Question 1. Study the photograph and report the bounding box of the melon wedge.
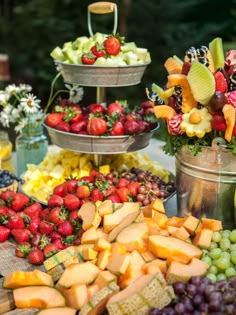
[187,61,215,105]
[106,273,175,315]
[148,235,202,262]
[103,202,140,233]
[79,281,120,315]
[166,257,209,284]
[3,269,53,289]
[13,286,65,308]
[57,261,100,288]
[78,202,102,230]
[60,283,89,309]
[116,222,149,252]
[36,307,77,315]
[209,37,225,70]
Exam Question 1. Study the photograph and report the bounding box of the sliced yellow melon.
[57,261,100,288]
[201,217,223,231]
[13,286,65,308]
[148,235,202,262]
[43,246,76,271]
[94,237,112,251]
[97,199,113,216]
[193,228,214,249]
[61,283,89,309]
[94,270,117,289]
[106,273,175,315]
[97,249,111,270]
[164,57,183,74]
[223,104,236,142]
[81,227,99,244]
[3,270,53,289]
[166,257,209,284]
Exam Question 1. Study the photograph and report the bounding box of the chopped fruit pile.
[45,99,158,136]
[50,32,151,66]
[147,37,236,156]
[2,195,236,314]
[21,150,171,204]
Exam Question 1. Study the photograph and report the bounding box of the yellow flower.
[180,107,212,138]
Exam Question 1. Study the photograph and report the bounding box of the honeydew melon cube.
[144,52,151,63]
[135,47,148,61]
[72,36,90,50]
[93,32,106,44]
[121,42,137,53]
[83,39,95,51]
[62,47,82,64]
[94,57,107,66]
[123,51,138,65]
[50,46,64,61]
[63,41,73,49]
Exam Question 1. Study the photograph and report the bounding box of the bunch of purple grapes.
[149,275,236,315]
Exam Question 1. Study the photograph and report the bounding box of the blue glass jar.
[16,124,48,175]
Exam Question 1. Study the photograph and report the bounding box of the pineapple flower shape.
[180,107,212,138]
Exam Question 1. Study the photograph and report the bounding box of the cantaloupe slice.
[57,261,100,288]
[183,215,202,235]
[106,273,175,315]
[142,258,166,275]
[94,270,117,289]
[87,283,100,299]
[13,286,66,308]
[152,212,168,228]
[3,270,53,289]
[193,228,214,249]
[119,250,146,289]
[164,57,183,74]
[201,217,223,231]
[148,235,202,262]
[140,249,158,263]
[116,222,149,252]
[103,202,140,233]
[172,226,190,241]
[78,201,102,230]
[81,227,99,244]
[107,209,143,242]
[62,283,89,309]
[106,252,131,276]
[144,217,160,235]
[166,216,187,228]
[153,105,176,121]
[166,257,209,284]
[82,247,98,260]
[149,197,166,213]
[36,307,77,315]
[94,237,111,251]
[97,249,111,270]
[44,246,76,271]
[222,104,236,142]
[97,199,113,216]
[79,281,120,315]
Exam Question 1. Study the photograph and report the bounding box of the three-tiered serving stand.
[44,2,157,166]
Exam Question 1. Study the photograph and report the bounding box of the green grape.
[222,251,231,260]
[201,249,209,256]
[219,237,231,251]
[206,273,217,282]
[201,255,212,265]
[216,273,227,281]
[221,230,231,238]
[209,248,222,260]
[230,250,236,265]
[225,266,236,278]
[215,256,231,270]
[229,229,236,243]
[208,265,218,275]
[212,231,222,243]
[209,242,218,250]
[230,244,236,251]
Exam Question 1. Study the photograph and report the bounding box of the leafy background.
[0,0,235,142]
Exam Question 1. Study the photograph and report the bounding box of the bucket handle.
[87,2,118,36]
[211,137,226,165]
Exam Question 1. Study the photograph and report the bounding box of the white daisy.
[5,83,20,95]
[66,84,84,103]
[19,84,32,93]
[0,91,10,106]
[19,93,41,113]
[14,117,28,133]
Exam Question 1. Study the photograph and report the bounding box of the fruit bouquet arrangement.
[146,37,236,156]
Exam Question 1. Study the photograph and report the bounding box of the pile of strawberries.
[45,100,158,136]
[0,186,84,265]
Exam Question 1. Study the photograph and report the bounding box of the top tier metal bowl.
[44,120,159,154]
[56,61,150,87]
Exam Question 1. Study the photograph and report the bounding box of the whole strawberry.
[65,178,78,194]
[28,248,44,265]
[23,202,42,218]
[47,194,64,208]
[29,216,42,234]
[48,207,68,226]
[43,243,59,258]
[11,228,31,244]
[90,188,103,202]
[0,226,10,242]
[0,190,15,202]
[87,117,108,136]
[53,183,68,197]
[57,220,73,236]
[15,242,31,258]
[64,194,80,211]
[6,213,25,229]
[10,193,30,212]
[39,220,54,235]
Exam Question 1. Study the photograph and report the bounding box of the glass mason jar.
[0,130,14,172]
[16,124,48,176]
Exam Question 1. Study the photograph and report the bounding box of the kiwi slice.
[187,61,215,105]
[209,37,225,70]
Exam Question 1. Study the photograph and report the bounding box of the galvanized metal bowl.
[56,61,150,87]
[43,119,159,154]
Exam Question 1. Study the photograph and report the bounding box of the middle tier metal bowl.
[56,61,150,87]
[44,121,159,154]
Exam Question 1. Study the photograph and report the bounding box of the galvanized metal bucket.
[175,138,236,229]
